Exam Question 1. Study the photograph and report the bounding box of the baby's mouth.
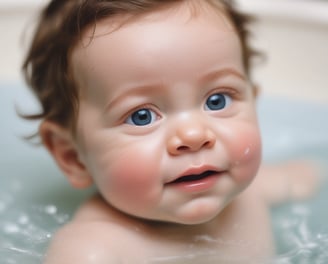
[168,170,219,184]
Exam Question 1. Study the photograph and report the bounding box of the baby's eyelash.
[207,87,241,100]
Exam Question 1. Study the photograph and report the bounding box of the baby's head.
[23,0,262,224]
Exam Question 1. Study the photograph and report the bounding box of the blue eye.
[204,93,231,111]
[125,108,157,126]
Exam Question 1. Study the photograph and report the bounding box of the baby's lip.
[166,165,224,185]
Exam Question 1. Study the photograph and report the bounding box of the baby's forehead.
[76,0,234,47]
[70,1,242,94]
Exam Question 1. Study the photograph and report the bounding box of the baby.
[22,0,317,263]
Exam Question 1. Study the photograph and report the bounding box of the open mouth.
[169,170,219,184]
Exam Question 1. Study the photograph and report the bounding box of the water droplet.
[44,205,57,215]
[244,147,250,155]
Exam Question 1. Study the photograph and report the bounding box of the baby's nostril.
[177,146,189,152]
[203,141,210,147]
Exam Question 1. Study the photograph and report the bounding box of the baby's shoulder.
[44,196,137,263]
[44,220,123,263]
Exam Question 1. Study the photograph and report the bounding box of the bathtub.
[1,0,328,263]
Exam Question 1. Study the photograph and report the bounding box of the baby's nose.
[167,119,216,155]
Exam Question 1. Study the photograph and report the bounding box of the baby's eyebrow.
[104,83,164,112]
[200,68,247,83]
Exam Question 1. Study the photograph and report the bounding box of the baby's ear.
[39,121,93,189]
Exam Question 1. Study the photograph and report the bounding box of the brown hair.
[22,0,258,133]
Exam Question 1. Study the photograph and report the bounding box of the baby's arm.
[253,160,320,205]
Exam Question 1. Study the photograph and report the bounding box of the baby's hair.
[22,0,259,134]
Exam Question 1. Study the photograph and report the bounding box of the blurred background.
[0,0,328,103]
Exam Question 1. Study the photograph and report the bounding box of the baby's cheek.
[229,126,262,183]
[102,146,162,211]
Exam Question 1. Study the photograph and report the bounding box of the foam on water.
[272,181,328,264]
[0,181,65,264]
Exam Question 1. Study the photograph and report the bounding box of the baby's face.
[71,4,261,224]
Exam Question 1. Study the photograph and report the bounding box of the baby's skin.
[41,2,318,263]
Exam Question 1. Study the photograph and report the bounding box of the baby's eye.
[125,108,158,126]
[204,93,231,111]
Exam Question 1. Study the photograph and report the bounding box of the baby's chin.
[155,202,229,226]
[173,212,222,226]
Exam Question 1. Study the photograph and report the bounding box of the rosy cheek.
[229,126,262,183]
[100,145,162,211]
